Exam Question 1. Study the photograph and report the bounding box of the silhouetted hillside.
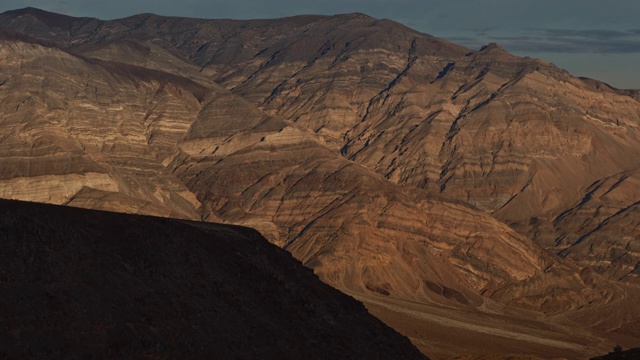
[0,199,426,359]
[591,348,640,360]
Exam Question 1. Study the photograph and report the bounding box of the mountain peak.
[340,12,375,19]
[3,7,72,18]
[1,6,88,30]
[479,42,505,52]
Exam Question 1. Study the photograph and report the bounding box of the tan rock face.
[0,21,614,312]
[0,35,203,219]
[1,8,640,355]
[123,15,640,286]
[173,114,551,304]
[547,170,640,283]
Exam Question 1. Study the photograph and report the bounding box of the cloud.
[502,38,640,54]
[539,28,635,40]
[481,28,640,54]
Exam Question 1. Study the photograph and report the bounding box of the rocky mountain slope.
[1,7,640,358]
[3,7,637,285]
[0,198,426,359]
[0,16,619,311]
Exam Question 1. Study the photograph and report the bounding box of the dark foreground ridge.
[0,199,426,359]
[591,348,640,360]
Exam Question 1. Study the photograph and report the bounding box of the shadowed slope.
[0,198,426,359]
[591,348,640,360]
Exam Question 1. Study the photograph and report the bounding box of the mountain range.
[1,7,639,359]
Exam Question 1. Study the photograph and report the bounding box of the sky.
[2,0,640,89]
